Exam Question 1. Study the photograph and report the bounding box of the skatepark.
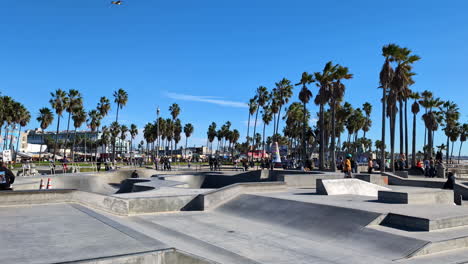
[4,167,468,263]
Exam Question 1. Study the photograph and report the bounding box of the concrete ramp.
[215,194,426,260]
[317,178,390,196]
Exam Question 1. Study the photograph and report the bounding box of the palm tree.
[87,110,101,160]
[96,96,111,158]
[422,98,443,159]
[449,124,460,162]
[184,123,194,157]
[64,89,82,157]
[419,90,433,150]
[410,92,420,167]
[110,121,121,162]
[37,108,54,159]
[442,101,460,164]
[458,124,468,164]
[50,89,68,160]
[252,87,269,157]
[113,89,128,123]
[362,102,372,139]
[15,105,31,158]
[207,122,217,154]
[247,97,258,149]
[231,129,240,158]
[329,66,352,171]
[379,44,398,172]
[120,125,129,155]
[173,119,182,156]
[143,123,155,156]
[314,62,337,170]
[296,72,314,165]
[273,78,293,136]
[71,107,86,161]
[130,124,138,153]
[261,106,273,158]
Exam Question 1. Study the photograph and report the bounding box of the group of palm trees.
[379,44,468,172]
[206,121,240,156]
[0,95,31,158]
[141,103,195,160]
[240,43,467,171]
[36,88,138,162]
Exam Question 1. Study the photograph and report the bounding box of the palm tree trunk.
[272,113,276,140]
[262,121,266,159]
[330,102,337,172]
[319,104,325,170]
[411,113,417,167]
[116,104,120,123]
[451,141,455,162]
[246,112,251,143]
[252,108,259,161]
[459,141,464,164]
[64,112,71,158]
[381,86,387,173]
[53,116,61,161]
[404,99,409,168]
[390,108,396,173]
[428,128,433,159]
[446,136,450,164]
[423,108,427,153]
[276,105,283,135]
[399,100,404,156]
[72,128,77,162]
[185,137,188,158]
[15,126,22,159]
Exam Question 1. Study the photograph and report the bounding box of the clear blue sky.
[1,0,467,154]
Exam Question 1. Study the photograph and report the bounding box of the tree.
[247,97,258,153]
[261,106,273,158]
[113,89,128,123]
[50,89,68,160]
[15,105,31,158]
[252,86,269,159]
[37,108,54,159]
[110,121,121,162]
[64,89,82,158]
[314,62,337,170]
[442,101,460,164]
[410,92,420,167]
[329,65,352,171]
[120,125,129,155]
[130,124,138,153]
[379,44,398,172]
[296,72,314,165]
[458,124,468,164]
[273,78,293,136]
[87,110,101,160]
[71,107,86,161]
[362,102,372,139]
[184,123,194,157]
[422,98,443,159]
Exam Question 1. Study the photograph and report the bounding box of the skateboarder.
[0,162,15,191]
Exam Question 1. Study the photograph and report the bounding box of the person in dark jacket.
[0,162,15,190]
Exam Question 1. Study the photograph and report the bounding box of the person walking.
[367,158,373,174]
[344,154,352,178]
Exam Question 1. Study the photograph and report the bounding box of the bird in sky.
[111,1,123,5]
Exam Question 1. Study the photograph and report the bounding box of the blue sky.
[1,0,467,154]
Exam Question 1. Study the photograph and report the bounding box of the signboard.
[2,150,12,162]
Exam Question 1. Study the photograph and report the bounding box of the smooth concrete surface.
[378,188,453,205]
[316,178,390,196]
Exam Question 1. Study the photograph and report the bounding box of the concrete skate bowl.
[215,194,428,260]
[13,169,157,195]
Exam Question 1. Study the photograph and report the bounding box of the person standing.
[367,159,373,174]
[344,155,352,178]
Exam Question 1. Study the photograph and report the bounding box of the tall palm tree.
[296,72,314,165]
[252,87,269,157]
[442,101,460,164]
[64,89,82,157]
[130,124,138,153]
[113,89,128,123]
[50,89,68,160]
[362,102,372,139]
[15,105,30,158]
[71,107,86,162]
[169,103,181,154]
[458,124,468,164]
[110,121,121,162]
[314,62,337,170]
[274,78,293,136]
[410,92,420,167]
[207,122,217,154]
[95,96,111,158]
[422,98,443,159]
[449,124,460,162]
[261,106,273,158]
[37,108,54,159]
[120,125,129,155]
[247,97,258,148]
[184,123,194,157]
[173,119,182,156]
[329,66,352,171]
[379,44,398,172]
[87,110,101,160]
[419,90,433,151]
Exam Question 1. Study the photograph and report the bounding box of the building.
[24,129,130,156]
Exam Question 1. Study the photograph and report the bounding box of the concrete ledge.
[382,172,445,189]
[282,173,343,187]
[354,174,388,186]
[378,189,453,205]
